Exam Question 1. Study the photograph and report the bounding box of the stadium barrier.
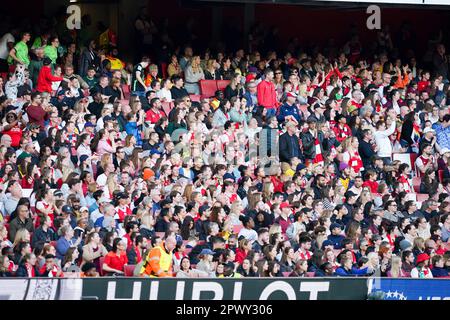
[0,278,368,300]
[368,278,450,300]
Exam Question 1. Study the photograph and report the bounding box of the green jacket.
[29,59,44,87]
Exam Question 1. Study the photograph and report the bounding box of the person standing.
[44,36,59,66]
[8,31,31,68]
[140,235,176,277]
[257,68,278,117]
[131,56,150,97]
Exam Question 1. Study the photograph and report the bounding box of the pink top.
[96,139,114,157]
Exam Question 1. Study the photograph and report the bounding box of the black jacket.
[279,132,302,163]
[359,139,376,169]
[15,264,41,277]
[301,130,325,160]
[31,226,57,248]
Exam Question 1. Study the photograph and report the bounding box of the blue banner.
[369,279,450,300]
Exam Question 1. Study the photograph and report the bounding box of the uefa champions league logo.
[383,290,407,300]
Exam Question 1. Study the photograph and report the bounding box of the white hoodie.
[374,121,396,158]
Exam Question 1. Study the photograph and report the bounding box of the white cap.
[423,127,435,134]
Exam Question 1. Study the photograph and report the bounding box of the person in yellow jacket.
[106,48,125,71]
[140,236,177,277]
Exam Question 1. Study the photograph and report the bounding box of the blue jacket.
[327,234,346,249]
[431,267,449,278]
[277,103,302,123]
[334,266,370,277]
[125,121,142,146]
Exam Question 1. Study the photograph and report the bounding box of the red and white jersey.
[115,205,132,222]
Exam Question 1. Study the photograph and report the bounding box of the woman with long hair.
[341,136,363,174]
[235,238,252,265]
[204,59,221,80]
[62,247,80,272]
[224,73,244,100]
[211,99,231,128]
[419,168,440,196]
[387,255,406,277]
[15,253,40,277]
[176,257,210,278]
[184,56,205,95]
[102,238,128,276]
[81,232,108,271]
[237,258,258,277]
[279,247,296,273]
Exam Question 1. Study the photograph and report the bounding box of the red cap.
[280,202,292,210]
[286,91,297,99]
[416,253,430,264]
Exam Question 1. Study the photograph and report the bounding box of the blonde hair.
[190,56,201,73]
[390,255,402,278]
[106,173,119,194]
[13,229,30,247]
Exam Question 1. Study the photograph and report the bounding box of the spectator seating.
[121,84,130,99]
[412,177,421,193]
[199,80,230,99]
[99,256,105,276]
[189,94,201,102]
[124,265,136,277]
[392,153,418,173]
[216,80,230,92]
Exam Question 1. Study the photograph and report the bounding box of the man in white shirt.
[373,115,397,164]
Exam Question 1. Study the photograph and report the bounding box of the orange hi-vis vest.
[140,242,173,277]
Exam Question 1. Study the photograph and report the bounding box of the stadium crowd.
[1,12,450,279]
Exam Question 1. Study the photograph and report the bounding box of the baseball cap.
[296,163,307,172]
[345,190,358,199]
[280,202,292,210]
[200,248,215,255]
[330,222,343,231]
[423,127,435,134]
[223,173,235,182]
[61,205,74,214]
[116,192,129,200]
[84,122,95,128]
[286,92,297,98]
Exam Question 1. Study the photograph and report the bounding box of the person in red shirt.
[257,68,278,117]
[362,170,379,193]
[235,238,252,265]
[145,97,163,124]
[115,192,132,223]
[102,238,128,276]
[26,92,51,131]
[333,114,352,142]
[2,111,24,147]
[36,57,64,93]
